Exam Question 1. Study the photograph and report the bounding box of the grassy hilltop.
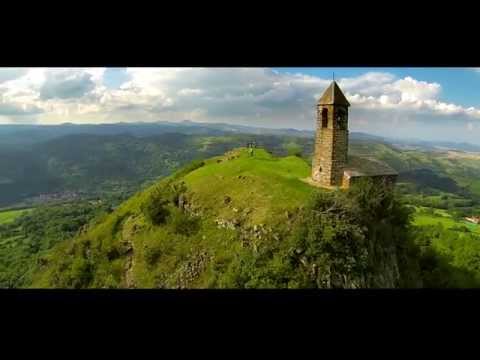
[0,145,478,289]
[3,123,480,288]
[182,148,314,225]
[31,148,314,288]
[31,148,422,289]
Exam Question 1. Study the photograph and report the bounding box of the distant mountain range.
[1,120,480,153]
[0,121,312,148]
[387,138,480,153]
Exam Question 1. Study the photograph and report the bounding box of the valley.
[411,206,480,233]
[2,121,480,288]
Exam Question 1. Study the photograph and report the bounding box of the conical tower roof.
[318,81,350,106]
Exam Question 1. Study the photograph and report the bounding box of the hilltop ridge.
[30,148,420,289]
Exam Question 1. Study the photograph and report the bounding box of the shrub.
[170,181,188,207]
[142,195,169,225]
[285,191,368,288]
[106,245,121,260]
[451,225,470,233]
[69,258,93,288]
[144,244,162,265]
[170,211,200,236]
[284,142,303,157]
[281,179,419,288]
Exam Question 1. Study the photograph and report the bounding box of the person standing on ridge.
[246,142,254,157]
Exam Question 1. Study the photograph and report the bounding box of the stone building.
[311,81,398,189]
[465,216,480,225]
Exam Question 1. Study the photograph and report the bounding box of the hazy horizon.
[2,118,480,147]
[1,67,479,144]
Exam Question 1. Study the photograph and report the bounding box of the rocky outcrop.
[121,215,144,289]
[171,251,211,289]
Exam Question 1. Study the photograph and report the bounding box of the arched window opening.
[321,108,328,128]
[337,108,347,130]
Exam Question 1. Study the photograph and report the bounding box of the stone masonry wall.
[312,104,348,187]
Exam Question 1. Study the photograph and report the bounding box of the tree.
[284,142,303,157]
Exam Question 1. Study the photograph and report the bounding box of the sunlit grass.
[0,208,32,225]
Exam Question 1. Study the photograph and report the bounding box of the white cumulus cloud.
[0,67,479,143]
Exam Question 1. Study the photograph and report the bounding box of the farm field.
[411,206,480,234]
[0,208,32,225]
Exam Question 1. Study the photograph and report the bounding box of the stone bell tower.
[311,81,350,187]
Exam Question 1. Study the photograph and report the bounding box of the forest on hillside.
[2,123,480,288]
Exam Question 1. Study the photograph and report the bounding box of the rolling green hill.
[2,145,478,289]
[0,132,314,207]
[3,126,480,288]
[3,123,480,210]
[182,148,314,224]
[0,202,112,287]
[357,143,480,197]
[29,148,425,289]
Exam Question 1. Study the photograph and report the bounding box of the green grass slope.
[0,209,32,225]
[24,146,480,289]
[183,148,314,225]
[412,206,480,234]
[31,148,318,288]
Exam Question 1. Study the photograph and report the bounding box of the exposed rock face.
[215,218,239,230]
[121,215,144,289]
[322,230,407,289]
[312,250,401,289]
[172,251,211,289]
[178,193,203,217]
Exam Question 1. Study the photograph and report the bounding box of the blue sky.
[275,67,480,108]
[103,68,130,89]
[104,67,480,108]
[1,67,480,144]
